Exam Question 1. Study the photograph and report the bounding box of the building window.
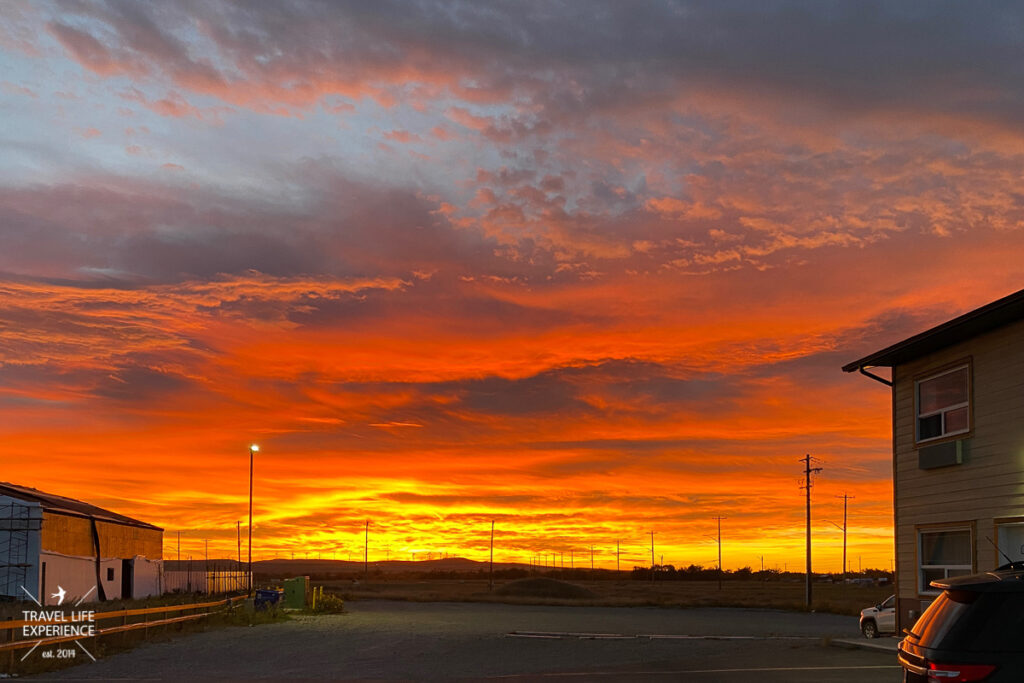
[996,521,1024,564]
[106,567,114,582]
[919,527,972,594]
[916,364,970,443]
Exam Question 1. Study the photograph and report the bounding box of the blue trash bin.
[254,588,283,610]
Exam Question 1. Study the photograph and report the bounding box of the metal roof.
[842,287,1024,372]
[0,482,162,531]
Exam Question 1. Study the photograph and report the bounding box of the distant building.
[843,288,1024,630]
[0,482,163,605]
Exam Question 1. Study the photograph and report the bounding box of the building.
[843,287,1024,631]
[0,482,163,605]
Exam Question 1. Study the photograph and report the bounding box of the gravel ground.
[37,600,901,681]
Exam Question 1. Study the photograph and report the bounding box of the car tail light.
[927,662,997,682]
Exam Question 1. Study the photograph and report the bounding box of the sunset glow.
[4,1,1024,573]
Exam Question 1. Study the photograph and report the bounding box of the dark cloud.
[90,364,192,401]
[46,1,1024,129]
[0,361,196,404]
[0,167,503,283]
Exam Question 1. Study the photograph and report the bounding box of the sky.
[2,1,1024,572]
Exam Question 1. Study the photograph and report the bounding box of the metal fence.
[163,569,249,594]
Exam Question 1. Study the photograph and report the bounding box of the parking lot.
[41,600,901,681]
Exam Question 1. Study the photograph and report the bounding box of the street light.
[248,444,259,595]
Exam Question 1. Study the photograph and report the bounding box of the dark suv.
[899,567,1024,682]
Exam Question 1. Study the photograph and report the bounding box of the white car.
[859,594,895,638]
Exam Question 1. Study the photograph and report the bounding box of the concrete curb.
[830,636,900,653]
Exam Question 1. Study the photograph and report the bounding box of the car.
[898,567,1024,682]
[859,594,896,638]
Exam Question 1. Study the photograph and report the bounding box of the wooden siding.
[40,512,163,560]
[893,318,1024,611]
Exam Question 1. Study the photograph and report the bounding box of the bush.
[310,591,345,613]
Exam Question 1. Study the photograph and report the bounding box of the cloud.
[34,0,1024,142]
[48,21,136,77]
[1,81,38,98]
[7,0,1024,570]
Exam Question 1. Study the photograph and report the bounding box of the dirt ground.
[36,600,901,681]
[325,577,892,616]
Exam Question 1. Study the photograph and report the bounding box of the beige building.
[844,288,1024,631]
[0,482,163,604]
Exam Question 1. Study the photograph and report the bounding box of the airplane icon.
[50,585,66,606]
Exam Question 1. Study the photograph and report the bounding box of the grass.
[323,577,892,615]
[495,578,597,599]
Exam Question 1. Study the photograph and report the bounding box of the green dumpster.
[283,576,308,609]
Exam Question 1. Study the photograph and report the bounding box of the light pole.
[248,444,259,595]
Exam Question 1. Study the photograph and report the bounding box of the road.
[41,600,901,681]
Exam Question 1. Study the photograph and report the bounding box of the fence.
[0,595,246,671]
[163,569,250,594]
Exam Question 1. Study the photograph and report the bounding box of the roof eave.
[843,287,1024,373]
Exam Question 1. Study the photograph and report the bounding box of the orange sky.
[3,2,1024,572]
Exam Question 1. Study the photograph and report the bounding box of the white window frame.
[915,363,970,444]
[918,526,973,595]
[995,520,1024,564]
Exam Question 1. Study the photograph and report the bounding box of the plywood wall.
[40,513,163,560]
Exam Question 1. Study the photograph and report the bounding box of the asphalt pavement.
[38,600,903,681]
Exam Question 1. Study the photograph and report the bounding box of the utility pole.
[489,520,495,592]
[712,516,726,590]
[248,444,257,595]
[590,544,594,570]
[364,520,369,577]
[236,521,241,567]
[836,493,853,582]
[800,454,823,607]
[650,531,655,583]
[616,540,620,573]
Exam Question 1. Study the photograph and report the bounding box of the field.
[322,577,892,616]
